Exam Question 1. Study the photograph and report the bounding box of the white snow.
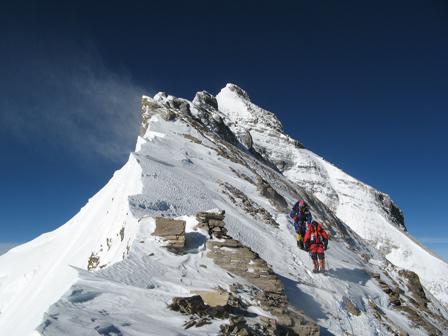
[0,154,143,335]
[0,86,447,336]
[216,83,448,307]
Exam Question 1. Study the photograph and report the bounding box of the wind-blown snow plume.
[0,44,144,162]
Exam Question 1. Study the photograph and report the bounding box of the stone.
[207,240,242,249]
[170,295,208,316]
[209,219,225,227]
[398,270,429,308]
[87,254,100,271]
[161,109,176,121]
[192,290,230,307]
[154,217,185,236]
[343,297,361,316]
[196,211,225,221]
[255,176,288,211]
[241,130,253,150]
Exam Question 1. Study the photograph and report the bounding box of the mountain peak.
[219,83,251,101]
[1,83,448,335]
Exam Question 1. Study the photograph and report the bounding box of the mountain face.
[0,85,447,336]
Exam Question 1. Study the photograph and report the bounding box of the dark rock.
[343,297,361,316]
[169,295,208,316]
[255,176,288,211]
[398,270,428,308]
[242,130,253,150]
[193,91,219,110]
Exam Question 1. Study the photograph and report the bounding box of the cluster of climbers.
[289,200,329,273]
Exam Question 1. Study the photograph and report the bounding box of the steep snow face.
[0,155,143,336]
[215,83,448,306]
[34,114,448,335]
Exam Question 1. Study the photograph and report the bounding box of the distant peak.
[220,83,251,101]
[193,90,218,110]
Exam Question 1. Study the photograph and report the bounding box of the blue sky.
[0,0,447,259]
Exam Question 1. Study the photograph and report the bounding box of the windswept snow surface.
[0,155,143,335]
[215,83,448,306]
[35,116,448,335]
[1,86,447,336]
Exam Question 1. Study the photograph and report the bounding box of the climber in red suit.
[304,221,329,273]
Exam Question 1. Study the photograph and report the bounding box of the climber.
[304,220,329,273]
[289,199,312,249]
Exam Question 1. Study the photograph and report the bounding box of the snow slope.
[37,114,448,335]
[215,83,448,306]
[0,85,447,336]
[0,155,142,335]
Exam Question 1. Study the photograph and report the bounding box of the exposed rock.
[398,270,428,308]
[221,183,279,227]
[256,176,288,211]
[167,98,191,115]
[342,297,361,316]
[396,306,441,336]
[203,210,319,336]
[192,290,230,307]
[377,278,402,306]
[219,316,253,336]
[229,167,255,185]
[170,295,208,316]
[375,192,406,231]
[183,133,202,144]
[87,253,100,271]
[193,91,219,110]
[140,96,177,135]
[196,210,228,238]
[191,92,240,146]
[153,217,186,250]
[170,295,230,319]
[242,130,253,150]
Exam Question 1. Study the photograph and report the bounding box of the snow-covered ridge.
[0,84,447,336]
[0,155,143,335]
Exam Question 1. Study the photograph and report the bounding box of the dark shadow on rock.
[327,267,369,285]
[184,232,207,253]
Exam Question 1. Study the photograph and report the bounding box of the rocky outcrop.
[255,176,288,211]
[192,91,240,146]
[241,130,253,150]
[342,297,361,316]
[140,96,176,135]
[196,210,229,239]
[204,211,319,336]
[374,192,406,231]
[221,183,279,227]
[398,270,429,308]
[153,217,186,250]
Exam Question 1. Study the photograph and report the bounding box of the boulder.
[153,217,186,249]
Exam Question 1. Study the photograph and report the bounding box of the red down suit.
[303,222,329,253]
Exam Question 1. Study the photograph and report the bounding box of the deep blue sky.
[1,1,447,259]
